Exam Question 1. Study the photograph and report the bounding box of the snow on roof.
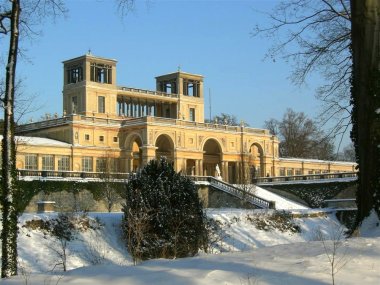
[279,157,356,165]
[0,135,71,147]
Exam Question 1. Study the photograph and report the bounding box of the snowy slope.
[2,210,380,285]
[253,185,309,210]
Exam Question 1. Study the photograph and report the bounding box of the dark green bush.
[123,158,207,262]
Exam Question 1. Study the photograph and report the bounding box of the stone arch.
[124,132,143,172]
[248,142,265,179]
[155,133,175,161]
[202,138,223,177]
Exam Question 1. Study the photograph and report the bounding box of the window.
[98,96,105,113]
[96,158,106,172]
[286,168,293,176]
[82,157,93,172]
[308,170,314,175]
[109,158,119,172]
[67,65,83,84]
[99,135,104,142]
[72,96,78,114]
[280,168,285,176]
[189,108,195,122]
[42,155,54,171]
[295,169,302,175]
[90,62,112,84]
[113,137,118,143]
[57,156,70,171]
[25,154,38,170]
[85,134,90,141]
[183,80,199,97]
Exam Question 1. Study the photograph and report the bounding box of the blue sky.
[14,0,349,146]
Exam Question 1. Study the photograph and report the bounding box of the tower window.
[99,135,104,142]
[72,96,78,114]
[85,134,90,141]
[90,62,112,84]
[98,96,105,113]
[67,65,83,84]
[183,80,199,97]
[189,108,195,122]
[113,137,118,143]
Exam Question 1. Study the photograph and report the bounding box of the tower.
[62,54,118,117]
[155,71,204,123]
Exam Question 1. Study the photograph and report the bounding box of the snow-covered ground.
[2,209,380,285]
[253,185,308,210]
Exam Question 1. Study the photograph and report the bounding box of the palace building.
[14,53,356,183]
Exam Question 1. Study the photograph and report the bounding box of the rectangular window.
[90,63,112,84]
[109,158,119,172]
[96,158,106,172]
[42,155,54,171]
[98,96,105,113]
[25,154,38,170]
[286,169,293,176]
[57,156,70,171]
[72,96,78,113]
[295,169,302,175]
[99,135,104,142]
[82,157,93,172]
[189,108,195,122]
[113,137,118,143]
[67,65,83,84]
[280,168,285,176]
[85,134,90,141]
[308,170,314,175]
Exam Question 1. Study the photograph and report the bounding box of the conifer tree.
[123,158,207,263]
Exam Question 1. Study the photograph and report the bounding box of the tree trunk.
[350,0,380,227]
[1,0,20,278]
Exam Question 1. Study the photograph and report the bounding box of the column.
[199,159,204,176]
[222,161,228,181]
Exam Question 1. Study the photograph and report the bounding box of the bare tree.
[97,153,122,212]
[264,108,335,160]
[1,0,21,277]
[205,112,250,126]
[316,227,348,285]
[48,213,76,272]
[336,142,355,162]
[0,0,66,278]
[253,0,352,142]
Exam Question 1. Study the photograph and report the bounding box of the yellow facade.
[14,54,356,183]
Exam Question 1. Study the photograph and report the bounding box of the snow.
[252,185,308,210]
[2,209,380,284]
[0,135,70,147]
[279,157,356,165]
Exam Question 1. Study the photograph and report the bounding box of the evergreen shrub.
[123,158,207,262]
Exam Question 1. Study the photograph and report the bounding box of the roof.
[0,135,71,147]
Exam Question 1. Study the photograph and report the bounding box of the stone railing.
[16,116,71,132]
[253,172,358,184]
[191,176,273,209]
[118,86,179,98]
[322,198,357,210]
[123,116,270,135]
[17,169,131,181]
[16,114,270,136]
